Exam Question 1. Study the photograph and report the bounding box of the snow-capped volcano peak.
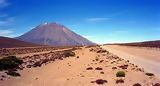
[43,22,48,25]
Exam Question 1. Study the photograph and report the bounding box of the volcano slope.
[16,22,95,46]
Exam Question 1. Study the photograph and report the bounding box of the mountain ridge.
[0,36,42,48]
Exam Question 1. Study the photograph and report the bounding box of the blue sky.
[0,0,160,44]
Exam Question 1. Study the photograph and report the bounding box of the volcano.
[16,22,95,46]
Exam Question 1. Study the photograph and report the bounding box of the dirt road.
[102,45,160,78]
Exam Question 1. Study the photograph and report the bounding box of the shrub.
[0,56,23,71]
[6,71,20,77]
[112,67,117,69]
[77,56,79,58]
[93,79,108,84]
[7,56,23,64]
[116,79,124,84]
[96,50,107,53]
[116,71,125,77]
[145,73,154,76]
[133,83,141,86]
[100,72,104,74]
[86,67,93,70]
[63,50,75,57]
[118,65,128,69]
[95,67,103,70]
[153,83,160,86]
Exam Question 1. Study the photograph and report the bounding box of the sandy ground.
[16,48,72,58]
[102,45,160,78]
[0,47,159,86]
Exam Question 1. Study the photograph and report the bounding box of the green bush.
[9,56,23,64]
[116,71,125,77]
[6,71,20,77]
[64,51,75,57]
[0,56,23,70]
[145,73,154,76]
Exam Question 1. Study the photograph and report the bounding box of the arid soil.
[102,45,160,78]
[0,47,58,57]
[0,46,160,86]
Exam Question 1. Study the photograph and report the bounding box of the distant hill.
[106,40,160,48]
[0,36,41,48]
[16,22,96,46]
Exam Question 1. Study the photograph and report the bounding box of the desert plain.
[0,45,160,86]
